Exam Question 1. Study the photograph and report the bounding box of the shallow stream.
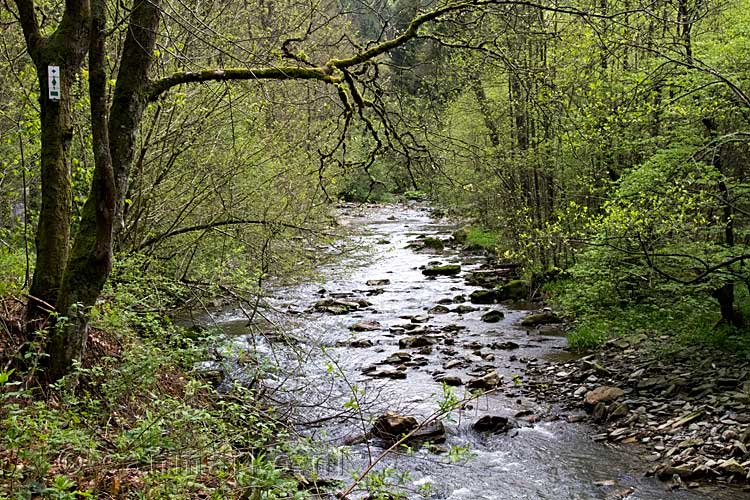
[199,204,747,500]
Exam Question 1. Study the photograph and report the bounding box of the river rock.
[472,415,518,434]
[496,280,528,301]
[420,237,445,251]
[450,305,475,315]
[366,279,390,286]
[491,341,520,350]
[382,352,412,364]
[372,412,418,439]
[521,312,563,327]
[469,289,498,304]
[436,375,463,386]
[584,386,625,407]
[349,321,381,332]
[481,310,505,323]
[467,370,502,391]
[399,335,435,349]
[422,264,461,276]
[608,402,630,420]
[719,458,747,476]
[429,305,451,314]
[314,298,361,314]
[342,339,374,348]
[366,368,407,379]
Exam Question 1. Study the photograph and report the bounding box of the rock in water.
[422,264,461,276]
[496,280,528,301]
[429,305,451,314]
[481,310,505,323]
[372,412,419,440]
[349,321,381,332]
[435,375,463,386]
[584,386,625,407]
[472,415,517,434]
[467,370,502,391]
[399,335,435,349]
[469,289,498,304]
[366,279,390,286]
[521,312,563,327]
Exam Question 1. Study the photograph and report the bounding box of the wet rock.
[444,359,464,370]
[436,375,463,386]
[382,352,412,365]
[491,341,520,350]
[314,298,363,314]
[467,370,502,391]
[372,412,418,440]
[496,279,528,301]
[399,335,436,349]
[371,412,445,445]
[422,264,461,276]
[420,237,445,251]
[521,311,563,327]
[469,289,498,304]
[410,314,430,323]
[584,386,625,407]
[429,305,450,314]
[365,368,407,379]
[481,310,505,323]
[342,339,374,348]
[472,415,518,434]
[452,304,478,314]
[437,298,454,305]
[592,402,608,422]
[366,279,390,286]
[349,321,381,332]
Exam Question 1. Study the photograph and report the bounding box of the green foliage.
[464,227,500,251]
[0,300,310,499]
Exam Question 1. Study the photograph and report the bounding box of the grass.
[465,227,500,251]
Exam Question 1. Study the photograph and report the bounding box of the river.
[199,203,747,500]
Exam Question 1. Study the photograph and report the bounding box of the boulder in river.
[435,375,463,386]
[399,335,436,349]
[469,289,498,304]
[422,264,461,276]
[452,304,478,314]
[366,279,390,286]
[481,310,505,323]
[420,237,445,251]
[467,370,502,391]
[472,415,518,434]
[349,321,381,332]
[364,367,407,379]
[372,412,418,440]
[371,413,446,445]
[429,305,451,314]
[496,280,528,301]
[521,311,563,327]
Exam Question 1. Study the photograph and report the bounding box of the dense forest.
[2,0,750,498]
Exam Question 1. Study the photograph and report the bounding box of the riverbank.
[519,329,750,490]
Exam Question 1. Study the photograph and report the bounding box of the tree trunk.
[47,0,161,380]
[16,0,91,319]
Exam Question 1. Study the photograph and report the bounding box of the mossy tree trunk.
[14,0,91,320]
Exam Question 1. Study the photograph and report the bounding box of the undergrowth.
[0,295,311,500]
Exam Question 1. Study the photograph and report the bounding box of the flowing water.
[197,204,748,500]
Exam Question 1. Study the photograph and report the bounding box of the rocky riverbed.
[201,203,749,499]
[521,333,750,490]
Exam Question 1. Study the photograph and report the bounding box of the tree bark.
[13,0,91,319]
